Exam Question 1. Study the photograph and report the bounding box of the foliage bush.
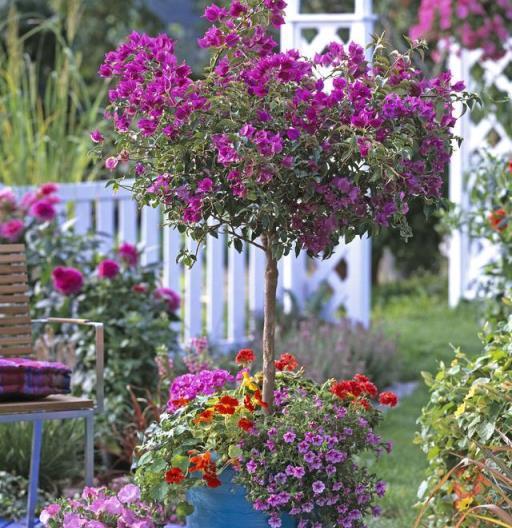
[0,184,181,461]
[272,318,399,390]
[0,6,105,185]
[416,317,512,527]
[445,153,512,323]
[0,470,55,520]
[0,421,83,494]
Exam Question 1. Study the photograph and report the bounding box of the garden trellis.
[448,41,512,307]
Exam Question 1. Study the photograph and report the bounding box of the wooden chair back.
[0,244,33,357]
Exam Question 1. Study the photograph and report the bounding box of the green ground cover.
[370,279,482,527]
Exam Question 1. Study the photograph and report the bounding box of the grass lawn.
[369,279,482,527]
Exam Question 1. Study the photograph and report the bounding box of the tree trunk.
[262,236,278,411]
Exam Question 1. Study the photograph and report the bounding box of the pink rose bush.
[40,484,173,528]
[97,258,120,279]
[411,0,512,61]
[0,183,60,243]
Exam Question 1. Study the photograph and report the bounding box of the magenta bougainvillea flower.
[95,1,475,261]
[411,0,512,61]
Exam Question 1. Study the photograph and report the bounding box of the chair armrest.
[32,318,104,414]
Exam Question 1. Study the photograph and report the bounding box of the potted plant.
[94,0,475,524]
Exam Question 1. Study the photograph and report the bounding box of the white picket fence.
[6,180,371,346]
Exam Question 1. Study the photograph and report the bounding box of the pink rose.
[105,156,119,171]
[154,287,181,313]
[97,259,120,279]
[52,266,84,295]
[0,219,24,241]
[0,188,16,209]
[38,182,59,196]
[29,199,57,222]
[118,242,138,267]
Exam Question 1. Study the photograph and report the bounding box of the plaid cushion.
[0,358,71,399]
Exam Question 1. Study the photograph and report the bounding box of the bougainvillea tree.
[411,0,512,61]
[96,0,475,408]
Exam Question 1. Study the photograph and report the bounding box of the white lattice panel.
[449,40,512,306]
[281,0,375,327]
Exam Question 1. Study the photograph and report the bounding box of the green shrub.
[0,421,83,495]
[416,317,512,527]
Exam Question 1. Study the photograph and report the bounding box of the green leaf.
[228,445,243,458]
[176,501,195,518]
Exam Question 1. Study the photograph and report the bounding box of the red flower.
[488,208,507,233]
[219,395,239,407]
[353,374,370,383]
[215,404,236,415]
[235,348,256,365]
[244,394,255,412]
[238,417,254,432]
[170,398,190,409]
[203,473,222,488]
[253,389,268,408]
[275,353,299,371]
[132,283,147,294]
[358,398,371,410]
[165,467,185,484]
[379,391,398,407]
[361,381,378,398]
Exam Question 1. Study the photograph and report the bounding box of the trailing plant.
[134,350,398,526]
[416,316,512,527]
[0,184,181,461]
[0,470,55,521]
[95,0,475,409]
[40,483,173,527]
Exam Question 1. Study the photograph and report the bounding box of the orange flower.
[189,452,212,473]
[488,208,507,233]
[170,398,190,409]
[238,417,255,432]
[164,467,185,484]
[193,409,214,424]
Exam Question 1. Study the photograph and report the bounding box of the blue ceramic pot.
[186,469,296,528]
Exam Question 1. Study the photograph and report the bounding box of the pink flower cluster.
[97,0,468,257]
[40,484,172,528]
[0,183,60,242]
[411,0,512,61]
